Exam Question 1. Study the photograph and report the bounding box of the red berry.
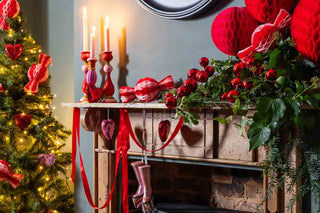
[221,92,228,100]
[165,93,174,99]
[227,90,240,103]
[183,79,197,92]
[196,71,208,82]
[242,81,253,89]
[204,66,214,77]
[165,96,177,109]
[266,69,277,80]
[231,77,242,88]
[233,62,246,77]
[245,58,255,67]
[187,68,199,79]
[199,57,209,67]
[177,86,190,98]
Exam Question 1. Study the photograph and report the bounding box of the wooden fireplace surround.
[62,103,302,213]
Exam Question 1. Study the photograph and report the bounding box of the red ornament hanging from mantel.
[211,7,259,56]
[245,0,295,23]
[0,0,20,31]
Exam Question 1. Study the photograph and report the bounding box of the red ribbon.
[71,108,183,212]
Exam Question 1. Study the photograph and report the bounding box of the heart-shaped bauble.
[14,113,31,130]
[211,7,259,56]
[5,44,23,60]
[158,120,171,142]
[245,0,295,23]
[101,119,115,141]
[87,86,104,102]
[38,153,56,167]
[291,0,320,65]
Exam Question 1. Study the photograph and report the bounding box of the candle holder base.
[101,96,117,103]
[79,94,89,103]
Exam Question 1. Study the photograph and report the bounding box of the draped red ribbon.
[72,108,183,212]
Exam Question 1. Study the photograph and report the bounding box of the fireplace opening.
[128,159,264,213]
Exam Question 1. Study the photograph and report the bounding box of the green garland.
[170,38,320,211]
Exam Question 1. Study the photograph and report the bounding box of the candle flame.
[92,25,96,34]
[105,16,110,28]
[83,7,87,16]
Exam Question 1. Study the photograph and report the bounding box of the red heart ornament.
[211,7,259,56]
[245,0,295,23]
[158,120,171,142]
[291,0,320,65]
[101,119,115,141]
[87,86,104,102]
[5,44,23,60]
[14,113,31,130]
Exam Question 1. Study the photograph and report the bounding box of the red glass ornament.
[204,66,214,77]
[233,62,246,77]
[221,92,228,100]
[165,93,174,99]
[231,77,242,88]
[183,79,197,92]
[266,69,277,80]
[199,57,209,67]
[227,90,240,103]
[187,68,199,79]
[177,86,190,98]
[242,81,254,89]
[165,96,177,109]
[196,71,208,82]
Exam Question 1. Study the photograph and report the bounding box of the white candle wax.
[82,7,88,51]
[104,16,110,52]
[90,26,96,58]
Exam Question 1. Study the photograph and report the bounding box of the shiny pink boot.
[139,165,154,213]
[131,161,144,208]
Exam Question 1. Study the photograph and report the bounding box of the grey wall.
[21,0,318,212]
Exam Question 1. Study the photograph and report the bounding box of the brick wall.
[128,160,264,212]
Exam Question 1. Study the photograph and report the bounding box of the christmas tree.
[0,1,73,212]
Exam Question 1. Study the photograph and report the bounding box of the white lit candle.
[82,7,88,51]
[104,16,110,51]
[90,26,96,58]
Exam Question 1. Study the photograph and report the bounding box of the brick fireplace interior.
[128,159,264,213]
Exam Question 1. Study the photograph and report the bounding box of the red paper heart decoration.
[291,0,320,65]
[245,0,295,23]
[101,119,115,141]
[87,85,104,102]
[5,44,23,60]
[211,7,259,56]
[38,153,56,167]
[158,120,171,142]
[14,113,31,130]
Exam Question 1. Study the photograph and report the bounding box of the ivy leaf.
[272,99,286,122]
[268,48,281,68]
[214,117,226,125]
[225,115,233,125]
[256,97,273,115]
[248,123,271,150]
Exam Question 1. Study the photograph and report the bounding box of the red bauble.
[0,0,20,30]
[204,66,214,77]
[165,93,174,99]
[14,113,31,130]
[158,120,171,142]
[199,57,209,67]
[87,85,104,102]
[231,77,242,88]
[183,79,197,92]
[177,86,190,98]
[266,69,277,80]
[24,53,52,95]
[242,81,253,89]
[0,83,4,93]
[165,96,177,109]
[187,68,199,79]
[5,44,23,60]
[233,63,246,77]
[227,90,240,103]
[291,0,320,65]
[221,92,228,100]
[196,71,208,82]
[211,7,259,56]
[245,0,295,23]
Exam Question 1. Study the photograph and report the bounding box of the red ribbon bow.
[120,75,174,103]
[238,9,291,63]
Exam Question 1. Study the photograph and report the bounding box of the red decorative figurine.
[24,53,52,95]
[0,0,20,31]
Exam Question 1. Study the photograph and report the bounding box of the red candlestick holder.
[102,51,117,103]
[79,51,90,103]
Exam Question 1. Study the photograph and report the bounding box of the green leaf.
[288,100,301,116]
[214,117,226,125]
[256,97,273,115]
[248,123,271,150]
[225,115,233,125]
[295,80,304,93]
[254,53,264,62]
[268,48,281,68]
[272,99,286,122]
[234,123,244,137]
[275,76,286,86]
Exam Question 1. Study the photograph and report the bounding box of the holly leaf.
[248,123,271,150]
